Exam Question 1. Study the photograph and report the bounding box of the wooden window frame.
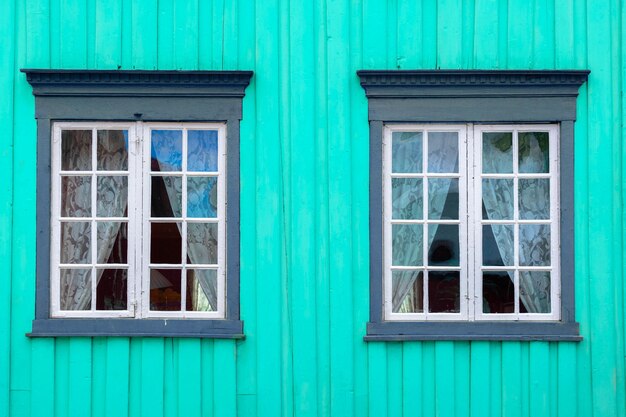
[359,69,588,341]
[23,69,252,338]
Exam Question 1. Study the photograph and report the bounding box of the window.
[359,70,589,340]
[385,124,559,321]
[24,69,252,337]
[52,123,226,319]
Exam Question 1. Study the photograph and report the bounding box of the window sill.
[365,321,581,341]
[27,318,244,338]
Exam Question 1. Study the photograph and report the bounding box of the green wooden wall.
[1,0,625,416]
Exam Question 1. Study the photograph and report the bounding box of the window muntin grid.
[383,124,560,322]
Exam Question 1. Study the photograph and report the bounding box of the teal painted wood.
[2,1,626,416]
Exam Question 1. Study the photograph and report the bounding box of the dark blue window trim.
[22,69,252,338]
[358,70,589,342]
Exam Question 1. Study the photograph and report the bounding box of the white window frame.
[50,121,227,319]
[383,123,560,322]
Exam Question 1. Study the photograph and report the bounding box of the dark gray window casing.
[358,70,589,341]
[23,69,253,338]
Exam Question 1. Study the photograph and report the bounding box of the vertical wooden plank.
[386,344,402,417]
[235,0,257,414]
[91,338,107,417]
[254,0,284,413]
[327,0,355,412]
[200,340,214,417]
[214,341,237,417]
[362,0,387,68]
[59,0,87,68]
[55,339,70,417]
[420,342,435,417]
[157,0,174,69]
[520,343,530,417]
[396,0,422,68]
[289,0,318,415]
[587,0,621,414]
[140,339,164,417]
[386,0,397,68]
[421,0,437,68]
[474,0,499,69]
[460,0,475,68]
[211,0,224,69]
[9,1,33,414]
[502,343,522,417]
[557,343,577,417]
[470,342,490,417]
[222,0,237,68]
[131,0,157,69]
[529,343,550,417]
[507,0,533,68]
[532,0,555,68]
[453,342,470,417]
[0,0,14,410]
[197,0,213,69]
[177,339,201,417]
[30,339,55,417]
[105,338,130,417]
[402,343,422,417]
[128,339,142,417]
[368,343,387,417]
[434,342,454,417]
[94,0,122,68]
[163,339,177,417]
[68,339,92,417]
[437,0,462,68]
[173,0,198,69]
[313,0,331,415]
[489,343,502,417]
[554,0,575,69]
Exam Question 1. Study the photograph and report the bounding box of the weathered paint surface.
[1,0,625,416]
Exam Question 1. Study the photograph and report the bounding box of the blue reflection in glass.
[188,177,218,218]
[188,130,218,172]
[151,130,182,171]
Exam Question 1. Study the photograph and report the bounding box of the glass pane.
[96,269,128,310]
[392,131,422,173]
[61,222,91,264]
[151,130,182,171]
[188,130,218,171]
[428,132,458,173]
[97,222,127,264]
[519,224,551,266]
[149,269,182,311]
[187,223,218,264]
[392,224,423,266]
[391,178,422,220]
[150,223,182,264]
[519,132,549,173]
[151,176,182,217]
[482,132,513,173]
[482,179,513,220]
[519,178,550,220]
[187,269,218,312]
[428,178,458,220]
[428,224,459,266]
[96,176,128,217]
[60,268,91,310]
[97,130,128,171]
[188,177,218,218]
[428,271,460,313]
[391,270,423,313]
[62,130,92,171]
[483,224,514,266]
[519,271,551,313]
[61,176,91,217]
[482,271,514,313]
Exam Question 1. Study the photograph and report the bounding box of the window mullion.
[466,123,475,320]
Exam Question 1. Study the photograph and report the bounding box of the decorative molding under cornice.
[357,70,590,98]
[21,69,254,98]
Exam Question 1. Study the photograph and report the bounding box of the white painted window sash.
[383,123,560,322]
[51,122,226,319]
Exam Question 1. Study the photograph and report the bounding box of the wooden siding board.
[214,341,237,417]
[30,339,54,417]
[200,339,215,417]
[91,338,106,417]
[401,343,422,417]
[131,0,157,69]
[386,343,402,417]
[68,339,92,417]
[0,0,15,414]
[105,338,130,417]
